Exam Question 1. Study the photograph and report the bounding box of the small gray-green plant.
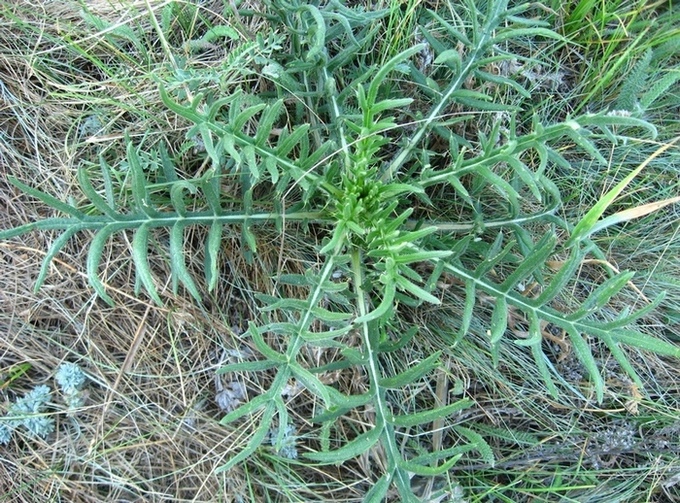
[0,385,55,444]
[267,422,299,460]
[0,363,89,445]
[1,0,678,499]
[55,362,88,410]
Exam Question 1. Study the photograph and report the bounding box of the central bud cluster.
[338,167,384,241]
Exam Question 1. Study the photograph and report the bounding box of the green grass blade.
[568,136,680,246]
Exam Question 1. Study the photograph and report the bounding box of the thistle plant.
[1,0,678,499]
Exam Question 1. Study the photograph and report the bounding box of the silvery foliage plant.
[0,363,88,445]
[1,385,54,444]
[55,362,88,410]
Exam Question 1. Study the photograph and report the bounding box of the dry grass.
[0,228,254,500]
